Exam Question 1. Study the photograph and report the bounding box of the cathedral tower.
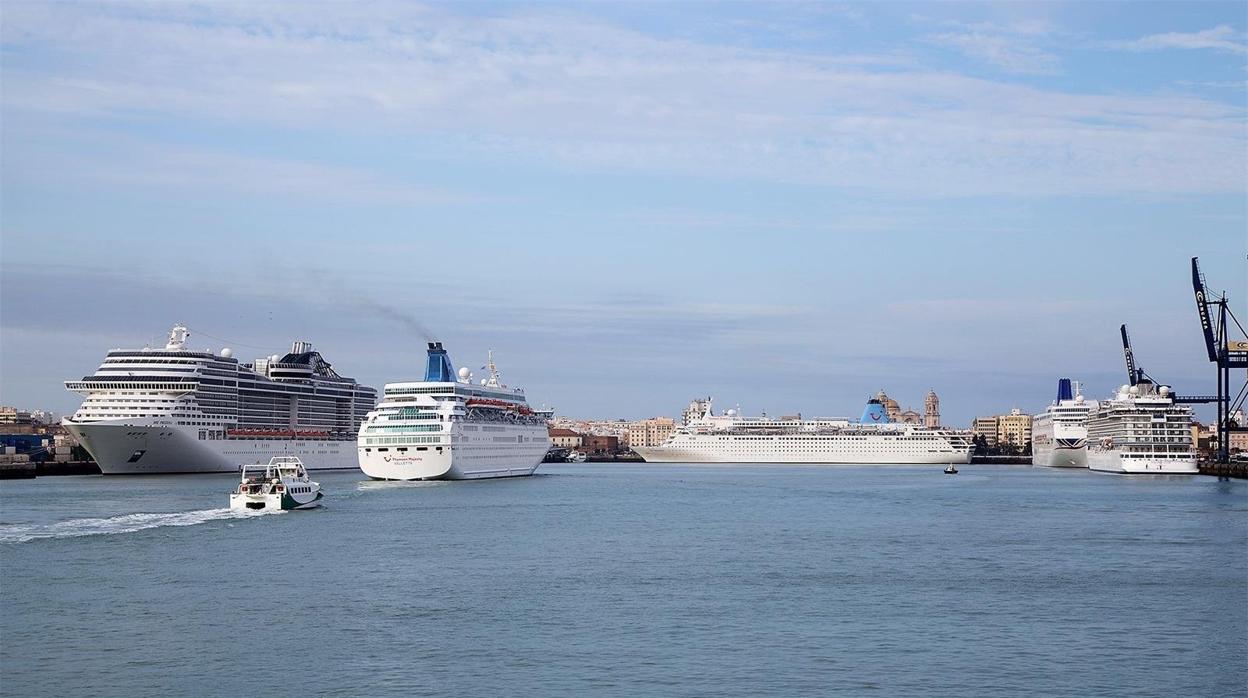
[924,389,940,428]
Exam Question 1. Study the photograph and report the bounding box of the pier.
[0,461,101,479]
[1198,459,1248,480]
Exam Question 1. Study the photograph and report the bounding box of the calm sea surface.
[1,464,1245,697]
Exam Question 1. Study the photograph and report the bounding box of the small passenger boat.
[229,456,323,511]
[944,463,959,475]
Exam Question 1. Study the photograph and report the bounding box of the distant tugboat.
[944,463,958,475]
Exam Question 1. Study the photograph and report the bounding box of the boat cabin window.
[377,447,389,452]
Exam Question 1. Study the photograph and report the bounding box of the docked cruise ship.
[64,325,377,474]
[1086,382,1196,474]
[357,343,551,480]
[1031,378,1091,468]
[631,395,973,464]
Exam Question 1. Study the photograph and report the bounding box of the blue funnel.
[861,399,889,424]
[424,342,455,382]
[1057,378,1073,402]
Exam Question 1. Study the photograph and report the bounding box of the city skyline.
[2,2,1245,424]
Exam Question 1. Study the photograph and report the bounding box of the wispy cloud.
[1103,25,1248,55]
[926,20,1061,75]
[928,31,1060,74]
[2,3,1244,197]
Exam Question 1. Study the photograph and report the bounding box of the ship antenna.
[485,349,502,388]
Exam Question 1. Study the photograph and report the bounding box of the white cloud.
[927,30,1061,75]
[1105,25,1248,54]
[0,3,1244,197]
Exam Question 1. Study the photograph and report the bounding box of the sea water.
[1,464,1245,696]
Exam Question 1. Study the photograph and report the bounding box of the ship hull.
[1087,450,1198,474]
[1032,436,1088,468]
[64,420,358,474]
[1034,446,1088,468]
[357,438,550,480]
[358,420,550,481]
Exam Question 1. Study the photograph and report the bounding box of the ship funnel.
[861,398,890,424]
[1057,378,1073,402]
[424,342,455,382]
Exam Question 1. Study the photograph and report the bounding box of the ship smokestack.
[1057,378,1073,403]
[424,342,455,382]
[861,398,890,424]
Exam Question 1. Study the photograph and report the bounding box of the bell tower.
[924,389,940,428]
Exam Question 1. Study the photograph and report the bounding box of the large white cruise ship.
[357,343,551,480]
[631,395,972,464]
[1086,381,1196,474]
[1031,378,1091,468]
[63,325,377,474]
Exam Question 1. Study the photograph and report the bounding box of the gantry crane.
[1189,257,1248,463]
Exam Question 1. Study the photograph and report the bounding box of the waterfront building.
[0,407,32,425]
[924,390,940,428]
[683,398,712,426]
[552,417,630,439]
[549,428,583,449]
[1191,422,1216,456]
[628,417,676,448]
[582,434,620,454]
[997,409,1033,448]
[1231,430,1248,454]
[898,409,921,425]
[972,416,999,446]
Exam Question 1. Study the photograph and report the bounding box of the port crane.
[1119,324,1154,387]
[1115,256,1247,463]
[1189,257,1248,463]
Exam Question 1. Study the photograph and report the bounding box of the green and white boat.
[229,456,323,511]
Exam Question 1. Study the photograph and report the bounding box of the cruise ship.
[1086,381,1196,474]
[357,343,551,480]
[631,395,973,464]
[64,325,377,474]
[1031,378,1091,468]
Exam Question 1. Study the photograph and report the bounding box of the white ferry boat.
[230,456,323,511]
[1086,382,1196,474]
[631,395,972,465]
[63,325,376,474]
[357,343,551,480]
[1032,378,1091,468]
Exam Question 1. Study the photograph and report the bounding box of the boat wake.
[356,479,450,491]
[0,508,280,544]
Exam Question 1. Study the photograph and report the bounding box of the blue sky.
[1,1,1245,424]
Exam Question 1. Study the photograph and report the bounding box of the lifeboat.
[225,428,330,439]
[465,398,515,409]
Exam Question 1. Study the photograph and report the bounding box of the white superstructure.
[1032,378,1091,468]
[357,343,551,480]
[631,395,973,465]
[1086,382,1196,474]
[64,325,376,474]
